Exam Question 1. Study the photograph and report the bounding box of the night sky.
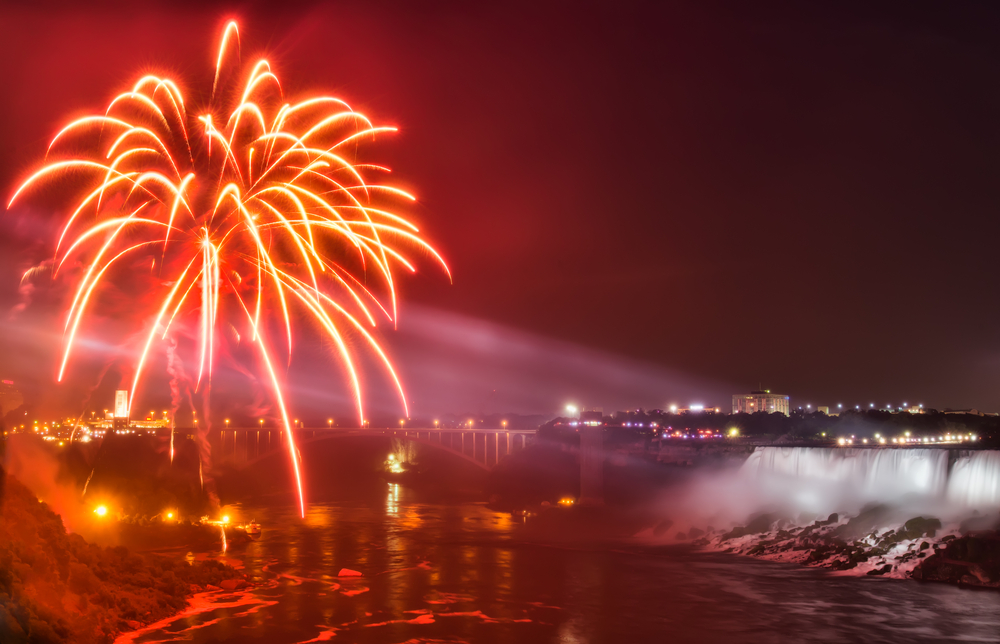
[3,1,1000,418]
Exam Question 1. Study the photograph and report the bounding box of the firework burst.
[9,21,449,517]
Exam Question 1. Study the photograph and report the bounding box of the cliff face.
[0,474,240,643]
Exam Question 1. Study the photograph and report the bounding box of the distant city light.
[690,404,704,411]
[669,404,678,412]
[565,404,578,414]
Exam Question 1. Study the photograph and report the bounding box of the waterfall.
[739,447,952,516]
[743,447,949,495]
[947,451,1000,508]
[740,447,1000,515]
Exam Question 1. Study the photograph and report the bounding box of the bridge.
[209,427,537,471]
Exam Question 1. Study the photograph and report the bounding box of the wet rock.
[911,532,1000,588]
[919,542,930,551]
[219,579,247,591]
[338,568,363,578]
[867,564,892,576]
[831,504,891,541]
[722,513,777,541]
[688,527,705,539]
[901,517,941,540]
[205,584,222,591]
[675,531,688,540]
[126,620,141,630]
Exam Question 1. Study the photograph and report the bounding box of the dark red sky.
[3,1,1000,416]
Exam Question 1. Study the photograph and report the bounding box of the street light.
[502,420,507,429]
[433,419,439,428]
[400,419,405,427]
[225,419,230,428]
[259,419,264,429]
[327,418,333,428]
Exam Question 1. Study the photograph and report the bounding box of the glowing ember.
[9,21,448,518]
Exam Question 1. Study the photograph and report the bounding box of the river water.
[122,484,1000,644]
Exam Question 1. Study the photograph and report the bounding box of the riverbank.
[0,473,247,643]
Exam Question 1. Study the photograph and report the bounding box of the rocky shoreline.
[689,506,1000,589]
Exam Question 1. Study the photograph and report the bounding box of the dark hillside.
[0,474,242,643]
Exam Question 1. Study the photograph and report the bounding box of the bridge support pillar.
[579,425,604,505]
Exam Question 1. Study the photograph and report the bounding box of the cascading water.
[947,450,1000,508]
[739,447,1000,517]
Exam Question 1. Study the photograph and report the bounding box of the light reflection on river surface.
[124,484,1000,643]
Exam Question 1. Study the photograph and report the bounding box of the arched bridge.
[211,427,537,471]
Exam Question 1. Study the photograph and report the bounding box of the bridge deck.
[209,427,537,470]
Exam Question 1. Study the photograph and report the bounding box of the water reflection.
[125,486,1000,644]
[387,483,400,515]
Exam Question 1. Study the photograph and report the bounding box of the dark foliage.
[0,474,243,643]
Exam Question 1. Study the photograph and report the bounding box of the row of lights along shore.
[836,432,978,446]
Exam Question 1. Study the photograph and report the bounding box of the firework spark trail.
[8,21,449,518]
[82,469,96,497]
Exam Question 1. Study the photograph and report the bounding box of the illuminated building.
[113,389,129,430]
[732,390,790,416]
[675,404,721,414]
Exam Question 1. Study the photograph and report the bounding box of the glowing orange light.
[10,21,449,519]
[95,506,108,517]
